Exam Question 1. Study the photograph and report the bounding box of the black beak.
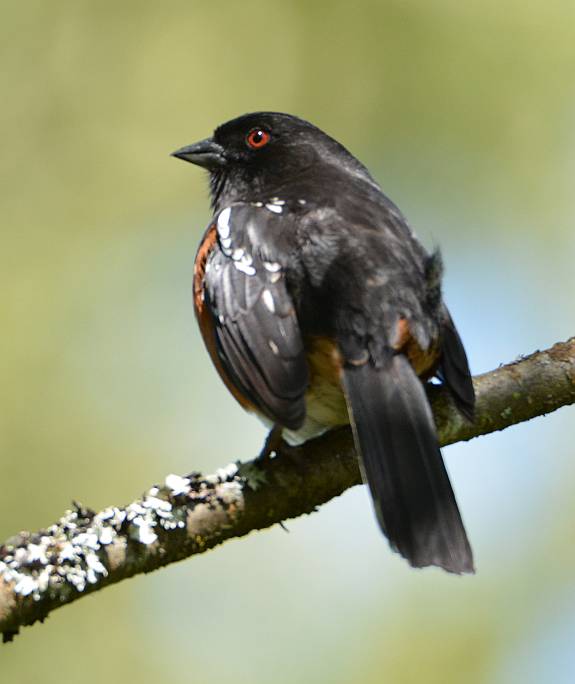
[171,137,226,170]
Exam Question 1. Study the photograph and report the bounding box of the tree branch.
[1,338,574,641]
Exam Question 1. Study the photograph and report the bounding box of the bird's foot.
[257,425,283,461]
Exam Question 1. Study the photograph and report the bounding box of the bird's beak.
[171,137,226,170]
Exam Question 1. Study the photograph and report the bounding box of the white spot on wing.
[217,207,232,238]
[220,236,232,254]
[262,289,275,313]
[233,249,255,275]
[268,340,279,355]
[263,261,281,272]
[234,262,256,276]
[265,203,283,214]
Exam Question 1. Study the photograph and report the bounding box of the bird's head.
[172,112,377,211]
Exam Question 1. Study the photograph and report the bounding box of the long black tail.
[342,354,474,574]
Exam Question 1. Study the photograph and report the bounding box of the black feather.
[204,204,309,429]
[342,354,474,574]
[178,112,477,571]
[439,310,475,421]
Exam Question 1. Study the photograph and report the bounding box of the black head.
[172,112,377,211]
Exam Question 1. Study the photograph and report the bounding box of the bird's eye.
[246,128,271,149]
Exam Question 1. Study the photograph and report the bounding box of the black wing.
[204,202,308,429]
[438,308,475,421]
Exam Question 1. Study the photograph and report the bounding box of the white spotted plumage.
[220,236,232,254]
[265,203,283,214]
[216,203,290,279]
[217,207,232,238]
[234,261,256,276]
[262,289,275,313]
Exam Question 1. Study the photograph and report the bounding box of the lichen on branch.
[1,338,574,642]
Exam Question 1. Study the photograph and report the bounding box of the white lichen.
[0,466,245,606]
[165,474,191,495]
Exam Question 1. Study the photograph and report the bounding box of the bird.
[172,112,475,574]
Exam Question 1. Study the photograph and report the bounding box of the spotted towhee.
[172,112,475,574]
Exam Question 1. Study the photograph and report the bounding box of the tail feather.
[342,354,474,574]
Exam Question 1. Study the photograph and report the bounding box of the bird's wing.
[437,307,475,420]
[203,203,308,429]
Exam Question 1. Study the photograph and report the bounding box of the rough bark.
[1,338,573,642]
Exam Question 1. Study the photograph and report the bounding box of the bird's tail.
[341,353,474,574]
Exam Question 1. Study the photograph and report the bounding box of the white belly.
[257,335,350,446]
[283,374,349,445]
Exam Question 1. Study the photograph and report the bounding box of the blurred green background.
[1,1,575,681]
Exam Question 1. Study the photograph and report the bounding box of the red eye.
[246,128,271,149]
